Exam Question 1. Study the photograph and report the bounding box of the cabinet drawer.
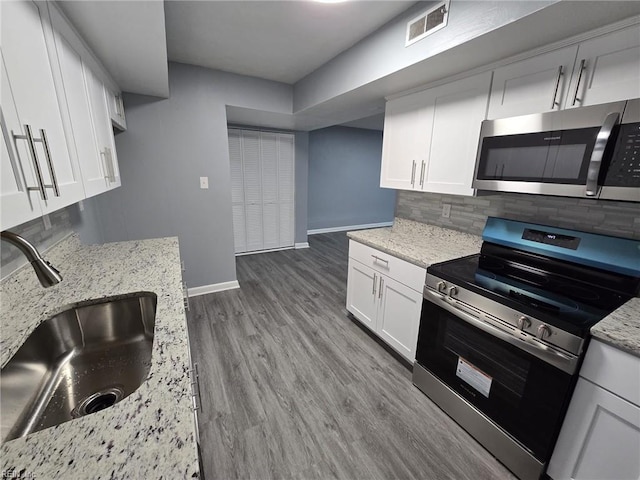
[348,240,426,292]
[580,339,640,407]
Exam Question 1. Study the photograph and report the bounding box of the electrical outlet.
[442,204,451,218]
[199,176,209,189]
[43,214,52,230]
[78,200,85,212]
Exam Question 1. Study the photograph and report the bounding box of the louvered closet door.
[228,129,295,254]
[229,129,246,253]
[278,133,295,247]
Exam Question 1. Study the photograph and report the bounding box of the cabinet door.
[105,86,127,130]
[346,258,378,333]
[54,33,108,198]
[488,46,578,119]
[565,25,640,109]
[1,0,84,214]
[1,50,45,230]
[85,65,120,189]
[380,91,433,190]
[376,275,422,362]
[548,378,640,480]
[422,71,492,196]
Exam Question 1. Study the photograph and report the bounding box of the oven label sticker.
[456,358,492,398]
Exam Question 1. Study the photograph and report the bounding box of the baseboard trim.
[187,281,240,297]
[308,221,393,235]
[295,242,310,249]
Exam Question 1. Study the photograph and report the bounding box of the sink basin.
[1,292,157,443]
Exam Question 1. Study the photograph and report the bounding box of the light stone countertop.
[347,217,483,269]
[0,234,199,478]
[590,298,640,358]
[348,217,640,358]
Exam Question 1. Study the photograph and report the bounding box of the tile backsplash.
[1,208,75,278]
[396,191,640,240]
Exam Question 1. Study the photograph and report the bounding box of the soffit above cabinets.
[56,0,169,98]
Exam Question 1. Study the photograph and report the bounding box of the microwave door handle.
[585,112,619,197]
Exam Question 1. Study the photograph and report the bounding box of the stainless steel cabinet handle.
[586,112,619,196]
[571,59,586,106]
[419,160,426,187]
[378,277,384,299]
[410,160,416,186]
[39,129,60,197]
[372,273,377,296]
[550,65,563,110]
[15,125,47,200]
[102,147,116,183]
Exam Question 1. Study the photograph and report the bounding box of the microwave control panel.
[605,122,640,187]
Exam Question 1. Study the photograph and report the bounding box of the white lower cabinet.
[346,241,425,362]
[548,340,640,480]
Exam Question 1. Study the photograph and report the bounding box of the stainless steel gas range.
[412,217,640,480]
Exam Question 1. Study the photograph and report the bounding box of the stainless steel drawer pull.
[550,65,563,110]
[102,147,116,183]
[183,281,190,311]
[372,273,377,296]
[419,160,426,187]
[371,255,389,265]
[378,277,384,299]
[571,59,586,106]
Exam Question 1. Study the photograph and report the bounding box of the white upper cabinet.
[487,46,579,119]
[564,25,640,109]
[85,66,121,189]
[380,91,433,190]
[53,31,108,197]
[381,71,491,196]
[1,52,44,229]
[0,0,84,230]
[422,71,492,196]
[105,85,127,130]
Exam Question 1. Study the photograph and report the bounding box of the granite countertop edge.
[347,218,640,358]
[0,234,199,478]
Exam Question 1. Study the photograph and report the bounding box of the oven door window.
[415,300,574,461]
[477,127,599,184]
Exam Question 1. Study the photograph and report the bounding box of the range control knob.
[448,286,458,298]
[517,316,531,330]
[537,324,552,340]
[437,281,447,293]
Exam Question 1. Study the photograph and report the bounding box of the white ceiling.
[164,0,416,85]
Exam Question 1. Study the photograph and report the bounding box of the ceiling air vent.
[406,0,450,47]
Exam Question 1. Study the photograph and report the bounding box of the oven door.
[415,292,575,462]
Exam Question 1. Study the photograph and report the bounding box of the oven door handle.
[424,290,579,374]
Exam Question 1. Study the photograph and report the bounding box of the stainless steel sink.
[1,293,157,443]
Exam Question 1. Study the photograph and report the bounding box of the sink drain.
[71,387,124,418]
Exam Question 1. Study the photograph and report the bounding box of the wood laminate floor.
[187,232,516,480]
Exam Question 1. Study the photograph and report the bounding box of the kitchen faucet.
[1,231,62,287]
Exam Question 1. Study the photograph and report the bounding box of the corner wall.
[78,62,296,289]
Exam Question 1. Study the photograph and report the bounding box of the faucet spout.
[1,231,62,287]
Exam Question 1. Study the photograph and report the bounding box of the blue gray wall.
[77,62,304,289]
[307,126,395,231]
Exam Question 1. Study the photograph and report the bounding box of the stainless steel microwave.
[472,99,640,202]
